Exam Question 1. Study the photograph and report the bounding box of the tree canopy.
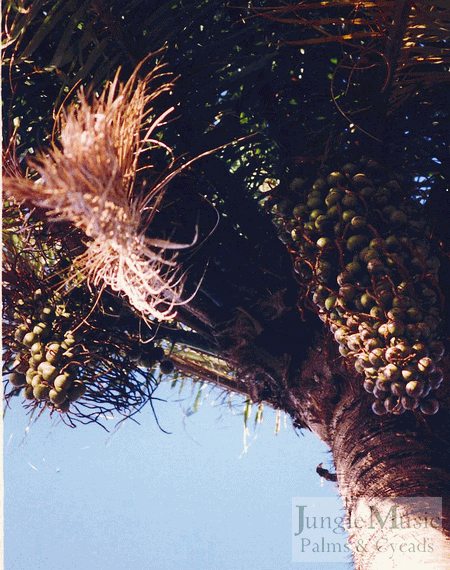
[4,2,450,567]
[3,0,450,427]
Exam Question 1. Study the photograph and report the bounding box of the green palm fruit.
[33,383,50,400]
[160,359,175,374]
[412,342,428,358]
[55,399,71,413]
[363,379,375,393]
[424,315,439,332]
[54,373,74,391]
[429,369,443,390]
[401,367,419,383]
[390,382,406,397]
[22,332,37,347]
[342,209,356,223]
[291,228,302,242]
[37,362,58,383]
[342,194,360,209]
[39,306,55,323]
[383,205,397,216]
[334,327,350,345]
[315,214,332,232]
[405,380,425,397]
[346,234,367,253]
[316,236,332,249]
[384,396,398,413]
[33,288,44,301]
[359,293,375,310]
[26,368,39,384]
[312,178,327,192]
[359,247,380,263]
[327,171,344,186]
[341,163,358,175]
[372,399,388,415]
[347,334,362,352]
[49,388,67,405]
[309,208,323,222]
[9,372,26,387]
[401,395,419,410]
[31,374,44,388]
[325,191,341,206]
[352,173,371,186]
[293,204,308,219]
[365,338,383,351]
[350,216,367,230]
[429,340,444,358]
[339,345,350,357]
[390,210,408,225]
[61,334,76,350]
[419,398,439,415]
[383,363,400,381]
[12,357,27,373]
[14,325,29,343]
[359,186,375,199]
[45,342,62,364]
[369,348,385,367]
[376,376,391,392]
[271,158,445,415]
[417,357,435,374]
[307,196,323,209]
[23,385,35,400]
[33,322,51,339]
[387,308,405,321]
[30,342,44,355]
[67,381,86,402]
[315,260,332,283]
[29,352,45,368]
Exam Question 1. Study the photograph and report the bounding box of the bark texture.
[289,345,450,568]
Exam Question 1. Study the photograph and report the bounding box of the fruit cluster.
[7,290,85,413]
[129,342,175,374]
[272,158,444,415]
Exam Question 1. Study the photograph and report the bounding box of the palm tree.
[3,1,450,567]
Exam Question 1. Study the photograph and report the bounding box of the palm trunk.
[292,349,450,568]
[206,293,450,568]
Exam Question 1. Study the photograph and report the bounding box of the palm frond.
[169,348,250,399]
[249,0,449,112]
[390,1,450,108]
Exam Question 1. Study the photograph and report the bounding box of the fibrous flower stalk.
[4,62,192,320]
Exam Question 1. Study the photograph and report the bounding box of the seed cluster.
[129,342,174,375]
[8,289,85,413]
[7,286,176,416]
[272,158,444,415]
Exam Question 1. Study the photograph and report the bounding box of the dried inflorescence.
[4,61,193,321]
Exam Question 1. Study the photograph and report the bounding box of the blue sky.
[5,380,350,570]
